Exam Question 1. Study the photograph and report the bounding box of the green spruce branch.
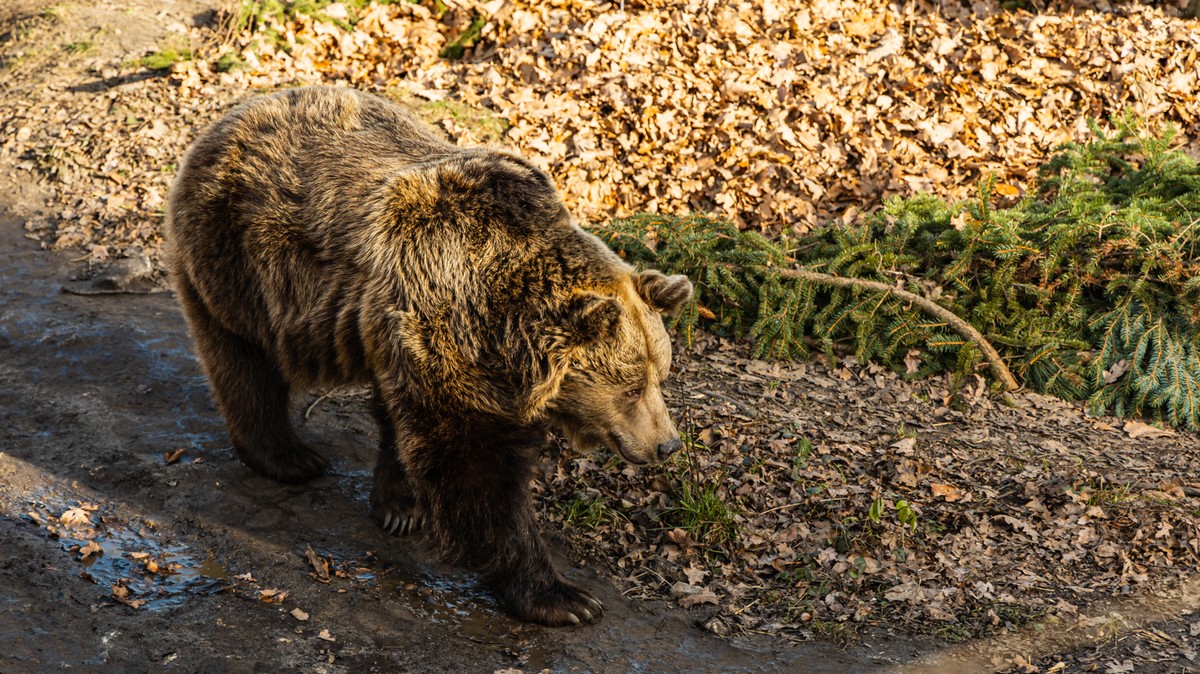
[599,112,1200,429]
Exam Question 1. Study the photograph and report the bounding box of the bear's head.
[538,270,694,465]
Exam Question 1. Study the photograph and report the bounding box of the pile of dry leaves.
[3,0,1200,264]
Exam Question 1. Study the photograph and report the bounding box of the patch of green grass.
[63,40,94,54]
[136,35,193,70]
[440,14,486,59]
[232,0,408,34]
[385,90,510,144]
[935,623,976,642]
[810,618,857,648]
[214,51,246,73]
[662,433,739,558]
[39,5,64,23]
[789,436,813,478]
[671,478,738,552]
[1086,485,1136,508]
[560,493,616,530]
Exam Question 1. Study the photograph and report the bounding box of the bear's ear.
[567,292,622,344]
[518,295,620,422]
[634,270,694,315]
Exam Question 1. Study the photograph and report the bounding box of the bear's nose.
[657,438,683,460]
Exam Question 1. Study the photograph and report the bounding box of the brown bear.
[165,86,693,626]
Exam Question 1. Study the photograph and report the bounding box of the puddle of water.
[25,496,232,611]
[310,543,550,670]
[384,572,551,670]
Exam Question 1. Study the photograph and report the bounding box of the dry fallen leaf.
[317,629,335,642]
[163,448,187,464]
[930,483,963,502]
[259,589,287,603]
[78,540,103,559]
[290,608,310,621]
[111,583,145,609]
[678,589,720,609]
[1123,420,1173,439]
[60,508,91,526]
[305,544,331,583]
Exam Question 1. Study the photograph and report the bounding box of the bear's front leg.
[371,390,425,536]
[404,421,604,626]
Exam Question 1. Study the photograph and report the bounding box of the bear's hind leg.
[371,390,424,535]
[176,274,329,483]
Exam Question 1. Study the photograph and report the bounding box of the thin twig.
[778,268,1020,391]
[304,391,337,420]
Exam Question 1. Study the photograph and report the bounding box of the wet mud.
[0,213,872,672]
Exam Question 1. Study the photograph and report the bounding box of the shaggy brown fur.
[166,86,692,626]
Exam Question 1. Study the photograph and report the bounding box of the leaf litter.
[3,0,1200,665]
[540,331,1200,651]
[3,0,1198,264]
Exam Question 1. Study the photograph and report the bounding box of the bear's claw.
[508,577,605,627]
[378,509,423,537]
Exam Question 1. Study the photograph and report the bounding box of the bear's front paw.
[374,506,424,536]
[371,478,423,536]
[508,578,605,627]
[236,442,329,484]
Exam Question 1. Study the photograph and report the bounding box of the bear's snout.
[656,437,682,460]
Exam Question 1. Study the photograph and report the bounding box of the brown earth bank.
[5,1,1200,673]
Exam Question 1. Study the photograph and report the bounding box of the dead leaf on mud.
[259,589,287,603]
[162,448,186,464]
[290,608,310,621]
[305,544,331,583]
[679,589,721,609]
[670,581,720,608]
[234,572,256,582]
[78,540,103,559]
[111,582,145,609]
[60,508,91,526]
[317,629,335,642]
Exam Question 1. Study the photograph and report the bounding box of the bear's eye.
[624,388,643,402]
